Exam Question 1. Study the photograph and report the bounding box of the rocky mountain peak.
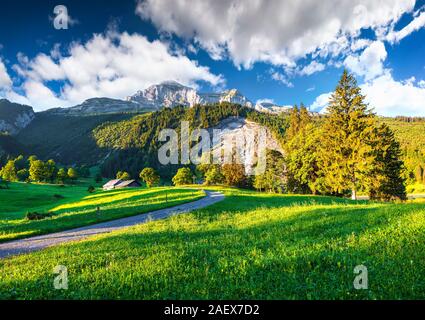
[0,99,35,135]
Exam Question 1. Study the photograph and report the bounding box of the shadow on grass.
[2,198,424,299]
[51,188,198,215]
[0,189,203,243]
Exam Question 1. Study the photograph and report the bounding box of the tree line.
[0,154,88,185]
[280,71,406,200]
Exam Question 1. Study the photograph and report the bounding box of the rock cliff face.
[0,99,35,135]
[208,117,284,175]
[128,81,254,109]
[254,101,291,114]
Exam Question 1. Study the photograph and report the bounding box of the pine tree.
[299,103,311,125]
[253,150,285,193]
[368,124,407,201]
[319,70,377,200]
[253,172,267,192]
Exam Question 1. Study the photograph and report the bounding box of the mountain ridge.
[33,81,291,117]
[0,81,292,136]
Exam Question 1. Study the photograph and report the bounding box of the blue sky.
[1,0,425,116]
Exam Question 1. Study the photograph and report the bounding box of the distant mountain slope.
[128,80,254,110]
[15,112,134,165]
[38,81,260,117]
[0,99,35,135]
[46,97,154,116]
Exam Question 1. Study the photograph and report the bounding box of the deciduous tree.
[67,167,79,181]
[29,160,47,182]
[204,166,224,185]
[172,167,193,186]
[222,163,246,187]
[139,167,160,188]
[57,168,68,184]
[116,171,131,180]
[0,160,18,182]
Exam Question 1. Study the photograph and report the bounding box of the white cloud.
[312,72,425,117]
[311,92,332,112]
[344,41,387,80]
[298,61,325,76]
[9,32,224,111]
[137,0,415,68]
[386,10,425,43]
[361,72,425,116]
[269,69,294,88]
[350,39,372,52]
[306,86,316,92]
[0,58,12,90]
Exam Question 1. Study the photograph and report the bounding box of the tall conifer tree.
[368,123,407,201]
[320,70,376,200]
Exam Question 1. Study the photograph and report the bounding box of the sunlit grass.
[1,187,424,299]
[0,183,204,242]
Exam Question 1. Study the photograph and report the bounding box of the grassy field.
[0,187,424,299]
[0,182,204,242]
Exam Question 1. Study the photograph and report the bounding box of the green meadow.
[1,187,424,299]
[0,182,204,242]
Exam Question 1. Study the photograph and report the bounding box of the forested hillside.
[381,118,425,186]
[93,103,288,179]
[14,112,134,165]
[0,134,24,159]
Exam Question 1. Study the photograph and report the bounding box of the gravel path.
[0,190,224,259]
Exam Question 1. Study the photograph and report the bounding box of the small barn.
[115,180,142,189]
[103,179,123,191]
